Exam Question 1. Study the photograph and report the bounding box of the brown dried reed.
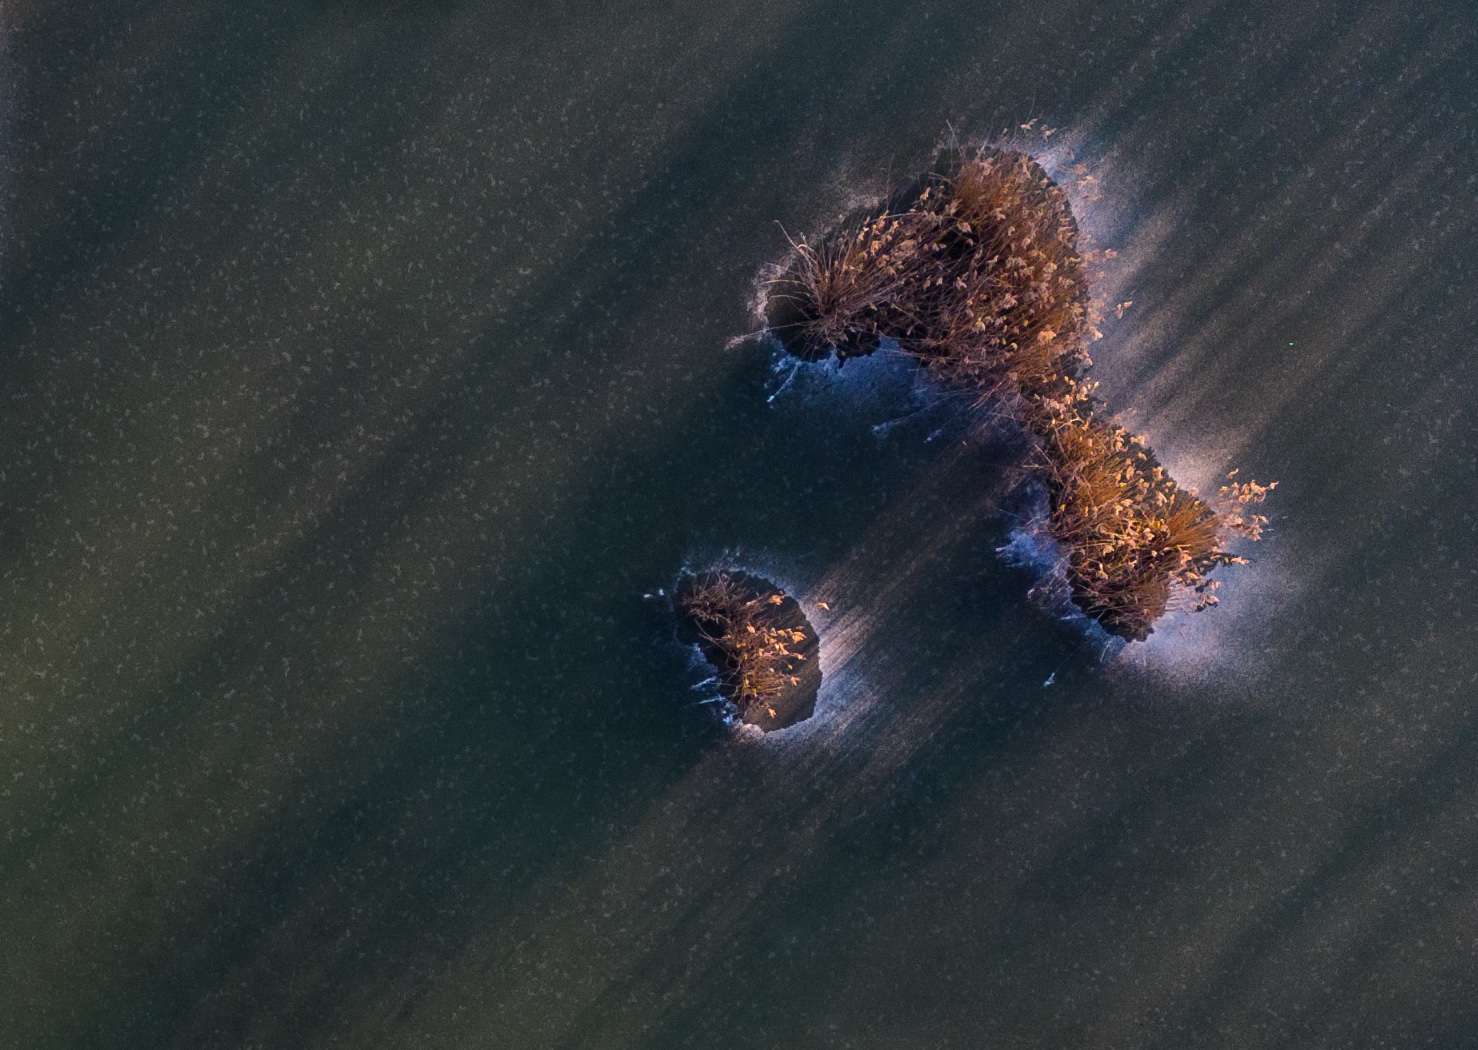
[1028,393,1273,640]
[679,572,810,718]
[770,148,1091,396]
[767,147,1274,640]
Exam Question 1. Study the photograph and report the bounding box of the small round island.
[674,568,822,732]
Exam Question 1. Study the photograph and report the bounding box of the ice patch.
[763,336,984,450]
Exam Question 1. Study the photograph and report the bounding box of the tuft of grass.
[767,209,939,362]
[904,151,1092,399]
[679,571,811,719]
[767,147,1275,640]
[768,148,1091,395]
[1025,388,1274,639]
[1028,393,1258,639]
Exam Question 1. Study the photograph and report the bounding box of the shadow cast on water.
[0,2,1058,1043]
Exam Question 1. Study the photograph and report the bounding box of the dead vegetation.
[768,148,1091,397]
[767,146,1274,639]
[678,571,812,721]
[1028,393,1274,639]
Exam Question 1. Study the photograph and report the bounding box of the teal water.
[3,1,1477,1046]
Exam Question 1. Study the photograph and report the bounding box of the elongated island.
[766,147,1272,641]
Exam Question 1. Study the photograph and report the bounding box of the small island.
[767,147,1272,640]
[674,568,822,731]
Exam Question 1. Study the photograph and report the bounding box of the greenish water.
[3,1,1477,1047]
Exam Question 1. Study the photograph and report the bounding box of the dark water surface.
[3,0,1477,1046]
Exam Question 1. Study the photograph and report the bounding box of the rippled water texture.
[3,1,1476,1047]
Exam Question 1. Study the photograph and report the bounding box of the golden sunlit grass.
[1028,391,1273,640]
[769,148,1091,395]
[767,146,1274,640]
[677,570,812,722]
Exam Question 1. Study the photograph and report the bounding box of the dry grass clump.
[1029,393,1274,640]
[767,209,939,361]
[679,571,811,721]
[768,148,1091,396]
[903,152,1092,397]
[766,146,1275,640]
